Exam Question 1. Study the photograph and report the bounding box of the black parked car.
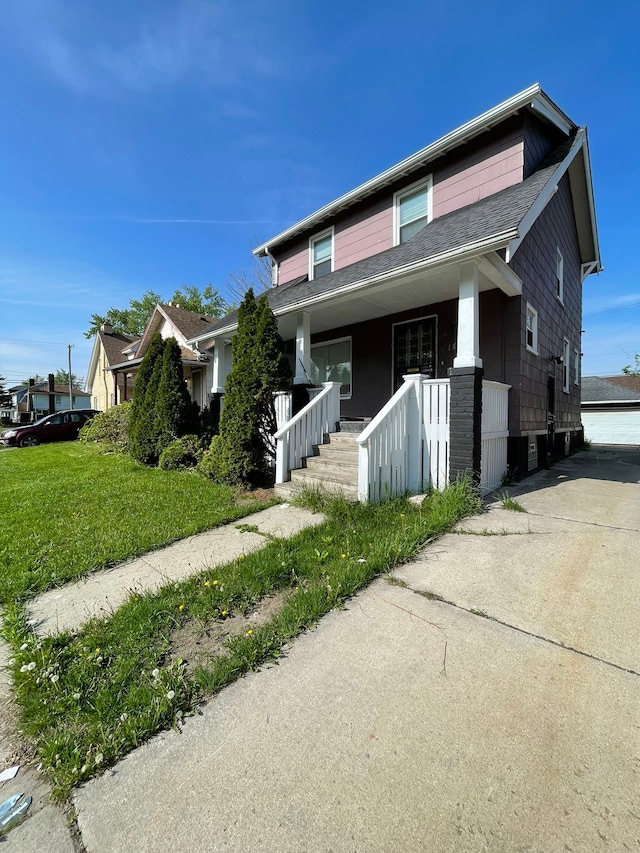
[0,410,100,448]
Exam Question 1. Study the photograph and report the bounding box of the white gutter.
[190,228,518,344]
[254,84,575,256]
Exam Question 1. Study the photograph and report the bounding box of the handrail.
[274,383,332,440]
[274,382,341,484]
[356,379,415,447]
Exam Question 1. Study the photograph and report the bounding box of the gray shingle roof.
[581,376,640,403]
[99,330,139,367]
[193,142,568,341]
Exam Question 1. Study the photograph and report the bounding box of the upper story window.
[525,303,538,354]
[310,230,333,280]
[394,177,433,245]
[556,248,564,303]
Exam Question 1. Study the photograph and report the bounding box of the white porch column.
[211,339,230,393]
[294,311,311,385]
[453,262,483,369]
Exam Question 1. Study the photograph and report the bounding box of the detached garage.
[581,376,640,445]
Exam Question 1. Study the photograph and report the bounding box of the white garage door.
[582,410,640,445]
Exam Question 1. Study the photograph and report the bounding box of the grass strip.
[4,480,480,799]
[0,442,275,603]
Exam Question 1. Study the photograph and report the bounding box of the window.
[55,395,61,404]
[563,338,571,391]
[310,230,333,280]
[525,303,538,354]
[394,178,432,245]
[574,349,580,386]
[310,338,351,398]
[556,248,564,302]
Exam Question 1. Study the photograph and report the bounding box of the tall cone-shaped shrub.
[155,337,195,453]
[203,289,291,485]
[129,331,165,463]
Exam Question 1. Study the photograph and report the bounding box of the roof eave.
[192,229,518,344]
[254,84,576,256]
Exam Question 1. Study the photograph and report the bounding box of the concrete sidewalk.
[68,446,640,852]
[27,503,323,637]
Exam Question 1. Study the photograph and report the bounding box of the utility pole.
[68,344,74,409]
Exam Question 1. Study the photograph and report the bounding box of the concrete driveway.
[69,446,640,852]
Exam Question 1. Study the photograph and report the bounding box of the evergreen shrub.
[78,402,132,451]
[158,435,203,470]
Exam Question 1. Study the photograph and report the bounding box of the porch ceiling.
[274,262,497,339]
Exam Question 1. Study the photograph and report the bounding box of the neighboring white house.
[6,383,93,424]
[581,376,640,445]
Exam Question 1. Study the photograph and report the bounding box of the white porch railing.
[423,379,451,491]
[480,380,510,492]
[274,382,341,484]
[273,391,292,430]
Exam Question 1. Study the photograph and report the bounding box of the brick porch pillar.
[449,366,483,483]
[450,261,483,483]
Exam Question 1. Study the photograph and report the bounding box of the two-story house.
[188,84,601,500]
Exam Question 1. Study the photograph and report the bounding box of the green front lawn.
[0,443,275,603]
[4,482,481,799]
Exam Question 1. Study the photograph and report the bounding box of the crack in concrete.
[409,587,640,679]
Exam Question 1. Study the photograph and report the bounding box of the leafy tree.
[154,338,197,453]
[202,289,291,486]
[54,369,85,390]
[622,354,640,377]
[0,377,11,408]
[84,285,227,338]
[21,374,46,386]
[170,284,227,318]
[128,332,165,464]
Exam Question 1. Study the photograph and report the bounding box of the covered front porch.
[266,252,519,499]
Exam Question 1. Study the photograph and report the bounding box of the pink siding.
[277,238,309,284]
[276,129,526,286]
[334,199,393,268]
[432,134,524,218]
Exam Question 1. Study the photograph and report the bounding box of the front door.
[393,317,437,391]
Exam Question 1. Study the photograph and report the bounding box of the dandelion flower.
[166,690,175,700]
[204,580,210,587]
[179,604,184,611]
[341,554,346,559]
[246,629,253,636]
[27,661,36,671]
[212,579,219,585]
[151,668,160,678]
[221,610,228,617]
[95,648,101,654]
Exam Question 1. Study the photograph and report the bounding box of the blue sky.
[1,0,639,388]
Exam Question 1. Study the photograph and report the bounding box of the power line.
[0,338,92,349]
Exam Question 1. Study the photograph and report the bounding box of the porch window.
[556,248,564,303]
[310,231,333,279]
[394,178,432,245]
[525,303,538,354]
[310,337,351,398]
[563,338,571,391]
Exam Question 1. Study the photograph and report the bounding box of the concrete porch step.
[301,458,358,480]
[276,473,359,501]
